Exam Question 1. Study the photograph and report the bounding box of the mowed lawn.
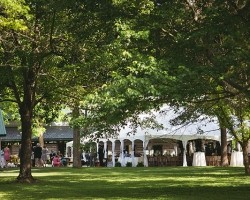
[0,167,249,200]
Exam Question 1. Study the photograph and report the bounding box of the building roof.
[1,126,73,142]
[43,126,73,141]
[0,110,7,137]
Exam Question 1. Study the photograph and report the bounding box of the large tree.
[0,1,67,182]
[151,0,250,173]
[0,0,126,179]
[0,0,92,182]
[83,0,250,174]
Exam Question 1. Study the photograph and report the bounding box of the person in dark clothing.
[86,152,90,167]
[34,143,43,167]
[98,145,104,167]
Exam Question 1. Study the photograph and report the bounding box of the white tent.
[66,105,228,167]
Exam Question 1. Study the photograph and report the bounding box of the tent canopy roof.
[115,106,221,141]
[80,106,226,143]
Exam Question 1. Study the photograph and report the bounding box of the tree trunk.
[39,134,44,147]
[16,106,35,183]
[72,105,81,168]
[16,69,36,183]
[220,127,229,166]
[242,141,250,175]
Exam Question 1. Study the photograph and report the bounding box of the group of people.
[31,143,50,167]
[51,151,68,167]
[1,143,108,168]
[1,143,69,168]
[32,143,68,167]
[81,144,105,167]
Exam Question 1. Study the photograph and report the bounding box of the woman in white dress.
[41,146,49,167]
[0,149,6,168]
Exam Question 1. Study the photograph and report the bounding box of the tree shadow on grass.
[1,180,250,200]
[0,167,249,200]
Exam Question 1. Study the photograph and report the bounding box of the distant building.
[0,123,73,156]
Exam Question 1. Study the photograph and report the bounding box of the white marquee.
[66,106,229,167]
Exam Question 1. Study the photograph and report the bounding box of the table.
[192,152,206,166]
[230,151,244,167]
[118,157,143,167]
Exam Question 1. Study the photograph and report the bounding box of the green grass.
[0,167,249,200]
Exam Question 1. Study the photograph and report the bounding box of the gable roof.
[43,126,73,141]
[2,126,73,142]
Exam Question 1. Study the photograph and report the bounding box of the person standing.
[41,146,49,167]
[34,143,42,167]
[17,144,22,167]
[98,145,104,167]
[0,149,6,168]
[4,145,10,166]
[31,146,35,167]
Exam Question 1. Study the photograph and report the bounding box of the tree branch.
[0,98,18,103]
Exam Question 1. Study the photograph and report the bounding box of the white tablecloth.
[230,151,244,167]
[192,152,206,166]
[118,157,143,167]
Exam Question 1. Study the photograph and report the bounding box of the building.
[0,122,73,156]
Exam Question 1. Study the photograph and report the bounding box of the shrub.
[137,162,144,167]
[115,162,121,167]
[126,162,132,167]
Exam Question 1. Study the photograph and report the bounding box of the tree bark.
[16,105,35,183]
[72,105,81,168]
[39,134,44,147]
[220,127,229,166]
[16,68,36,183]
[242,141,250,175]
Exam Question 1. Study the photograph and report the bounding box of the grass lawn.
[0,166,249,200]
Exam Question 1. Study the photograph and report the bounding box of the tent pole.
[182,140,188,167]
